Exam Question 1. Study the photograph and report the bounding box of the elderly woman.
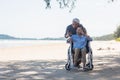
[70,27,92,71]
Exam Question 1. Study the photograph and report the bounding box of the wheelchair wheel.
[65,63,71,71]
[86,63,94,70]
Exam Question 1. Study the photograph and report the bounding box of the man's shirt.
[64,24,86,38]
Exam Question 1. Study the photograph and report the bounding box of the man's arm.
[87,36,93,41]
[64,25,71,38]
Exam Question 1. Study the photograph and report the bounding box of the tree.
[114,25,120,38]
[44,0,116,12]
[93,34,114,41]
[44,0,77,12]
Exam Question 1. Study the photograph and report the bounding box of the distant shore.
[0,34,115,41]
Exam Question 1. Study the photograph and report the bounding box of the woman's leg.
[81,48,87,69]
[74,48,80,67]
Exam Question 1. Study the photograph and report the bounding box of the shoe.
[73,67,79,70]
[77,65,82,68]
[83,67,89,72]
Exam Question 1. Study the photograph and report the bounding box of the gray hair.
[72,18,80,23]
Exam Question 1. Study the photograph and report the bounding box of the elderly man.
[64,18,87,68]
[64,18,87,38]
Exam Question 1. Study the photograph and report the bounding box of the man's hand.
[65,31,72,38]
[67,37,72,43]
[65,33,70,38]
[84,34,90,38]
[85,34,93,41]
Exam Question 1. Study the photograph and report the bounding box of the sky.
[0,0,120,38]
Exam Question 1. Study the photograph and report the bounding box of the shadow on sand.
[0,55,120,80]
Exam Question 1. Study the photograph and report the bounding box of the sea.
[0,40,66,48]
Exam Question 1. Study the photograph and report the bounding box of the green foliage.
[115,38,120,41]
[44,0,116,12]
[44,0,77,12]
[0,34,65,40]
[0,34,16,39]
[44,0,51,9]
[40,37,65,40]
[93,34,114,41]
[114,25,120,38]
[0,34,37,40]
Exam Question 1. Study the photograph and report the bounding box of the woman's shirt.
[71,35,87,49]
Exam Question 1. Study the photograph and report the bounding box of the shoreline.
[0,41,120,61]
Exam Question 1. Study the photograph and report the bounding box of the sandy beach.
[0,41,120,80]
